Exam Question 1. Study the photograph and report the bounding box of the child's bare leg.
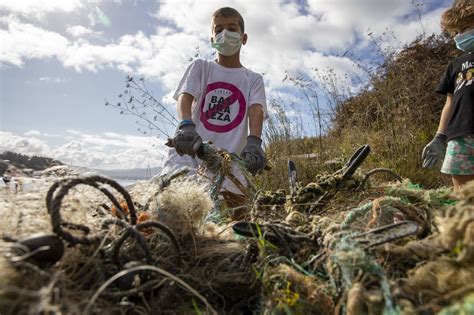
[452,174,474,190]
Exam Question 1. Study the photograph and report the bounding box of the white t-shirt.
[161,59,267,194]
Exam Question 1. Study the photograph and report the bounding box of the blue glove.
[173,122,202,157]
[421,133,446,168]
[241,135,266,175]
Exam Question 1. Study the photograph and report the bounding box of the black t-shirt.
[436,53,474,140]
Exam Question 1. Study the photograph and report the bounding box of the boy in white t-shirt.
[161,7,267,215]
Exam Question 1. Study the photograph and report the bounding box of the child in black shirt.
[422,0,474,189]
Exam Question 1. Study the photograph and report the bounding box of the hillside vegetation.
[260,34,461,191]
[0,151,63,176]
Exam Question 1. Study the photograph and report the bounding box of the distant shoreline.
[115,178,142,187]
[0,176,143,189]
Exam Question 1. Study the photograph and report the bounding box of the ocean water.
[115,179,142,187]
[0,176,142,190]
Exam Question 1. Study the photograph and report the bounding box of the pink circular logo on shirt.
[200,82,246,133]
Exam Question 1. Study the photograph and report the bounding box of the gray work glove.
[241,135,266,175]
[173,122,202,157]
[421,133,447,168]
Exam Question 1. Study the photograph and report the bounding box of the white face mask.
[212,29,242,56]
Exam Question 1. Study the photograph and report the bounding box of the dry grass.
[260,34,460,192]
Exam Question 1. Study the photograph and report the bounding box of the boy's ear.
[242,33,248,45]
[210,36,214,44]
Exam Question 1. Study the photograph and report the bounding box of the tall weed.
[259,34,458,191]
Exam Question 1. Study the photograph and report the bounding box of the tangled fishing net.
[1,147,473,314]
[0,172,256,314]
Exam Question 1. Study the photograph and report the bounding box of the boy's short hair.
[212,7,245,33]
[441,0,474,35]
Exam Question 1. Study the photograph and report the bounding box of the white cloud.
[0,131,51,155]
[66,129,81,135]
[39,76,68,83]
[0,131,166,169]
[23,130,41,136]
[0,16,69,67]
[60,31,157,72]
[88,6,112,28]
[0,0,83,18]
[386,7,447,46]
[66,131,158,150]
[51,133,167,169]
[66,25,100,38]
[136,32,203,90]
[24,130,60,137]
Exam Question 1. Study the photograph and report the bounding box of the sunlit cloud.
[0,131,166,169]
[0,0,83,18]
[0,16,69,67]
[66,25,102,38]
[24,130,60,137]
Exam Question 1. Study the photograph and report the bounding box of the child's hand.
[241,135,266,175]
[421,133,446,168]
[173,123,202,157]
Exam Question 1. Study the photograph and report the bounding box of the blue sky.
[0,0,452,169]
